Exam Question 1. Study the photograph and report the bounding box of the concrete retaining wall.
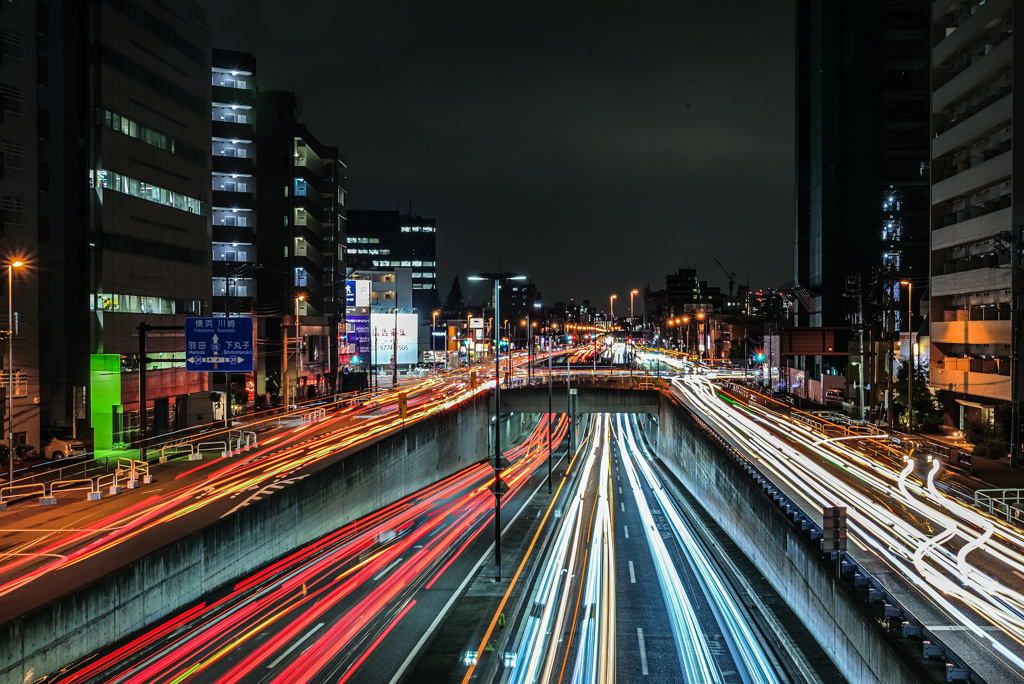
[0,394,515,684]
[657,392,928,684]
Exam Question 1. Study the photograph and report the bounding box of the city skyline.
[205,0,796,304]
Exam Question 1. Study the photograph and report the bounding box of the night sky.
[208,1,795,310]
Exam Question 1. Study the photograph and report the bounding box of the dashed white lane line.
[372,558,403,581]
[624,525,629,539]
[637,627,649,675]
[628,560,636,583]
[267,622,324,669]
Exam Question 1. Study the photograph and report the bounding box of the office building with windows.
[255,90,346,404]
[795,1,930,394]
[0,0,43,451]
[345,210,438,326]
[1,0,214,452]
[927,0,1015,425]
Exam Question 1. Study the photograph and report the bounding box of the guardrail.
[0,482,47,509]
[197,441,228,458]
[975,489,1024,527]
[228,430,257,455]
[158,442,195,463]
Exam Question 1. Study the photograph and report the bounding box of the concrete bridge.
[495,378,660,414]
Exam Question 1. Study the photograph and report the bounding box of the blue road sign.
[185,317,254,372]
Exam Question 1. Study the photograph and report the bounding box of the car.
[42,429,87,460]
[824,388,843,407]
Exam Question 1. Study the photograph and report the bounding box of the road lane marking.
[637,628,649,675]
[624,525,629,539]
[267,622,324,668]
[373,558,403,581]
[618,486,622,494]
[621,502,625,512]
[629,560,635,583]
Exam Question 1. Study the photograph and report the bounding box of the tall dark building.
[794,1,930,380]
[7,0,215,452]
[345,210,438,325]
[927,1,1015,429]
[255,90,346,404]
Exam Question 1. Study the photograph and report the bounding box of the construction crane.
[714,258,736,298]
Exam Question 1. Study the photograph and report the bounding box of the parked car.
[824,388,843,407]
[42,429,87,460]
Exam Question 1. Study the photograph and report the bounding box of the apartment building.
[255,90,346,404]
[928,0,1014,427]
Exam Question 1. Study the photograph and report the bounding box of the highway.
[0,373,492,621]
[41,414,570,684]
[496,411,826,684]
[672,372,1024,683]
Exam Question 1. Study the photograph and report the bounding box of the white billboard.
[370,313,419,365]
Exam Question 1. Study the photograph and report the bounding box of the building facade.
[255,90,346,405]
[927,0,1015,427]
[345,209,437,325]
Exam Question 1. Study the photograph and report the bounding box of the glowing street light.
[901,279,913,433]
[467,272,526,583]
[609,294,617,321]
[7,259,23,486]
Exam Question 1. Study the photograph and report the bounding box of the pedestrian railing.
[196,441,228,458]
[0,482,46,507]
[975,489,1024,527]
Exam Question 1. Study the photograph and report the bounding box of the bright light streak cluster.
[674,375,1024,672]
[45,415,569,683]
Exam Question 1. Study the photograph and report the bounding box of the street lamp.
[468,272,526,582]
[900,279,913,433]
[294,294,305,404]
[7,260,22,486]
[697,312,706,364]
[609,294,617,322]
[629,289,638,331]
[432,310,440,373]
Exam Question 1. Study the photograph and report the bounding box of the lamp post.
[609,294,617,323]
[392,306,399,387]
[901,279,913,433]
[681,316,689,353]
[294,294,305,404]
[697,312,706,364]
[7,260,22,485]
[468,272,527,582]
[432,310,439,374]
[630,289,638,333]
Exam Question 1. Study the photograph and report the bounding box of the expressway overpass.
[0,355,1020,683]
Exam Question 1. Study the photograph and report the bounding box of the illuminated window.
[90,169,207,215]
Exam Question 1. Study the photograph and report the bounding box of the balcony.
[931,366,1010,402]
[212,155,256,177]
[932,0,1011,68]
[932,207,1010,250]
[212,190,254,211]
[212,85,255,109]
[930,320,1010,345]
[213,260,256,278]
[213,295,256,316]
[212,120,254,143]
[931,266,1010,298]
[932,149,1011,205]
[212,224,256,244]
[933,36,1013,115]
